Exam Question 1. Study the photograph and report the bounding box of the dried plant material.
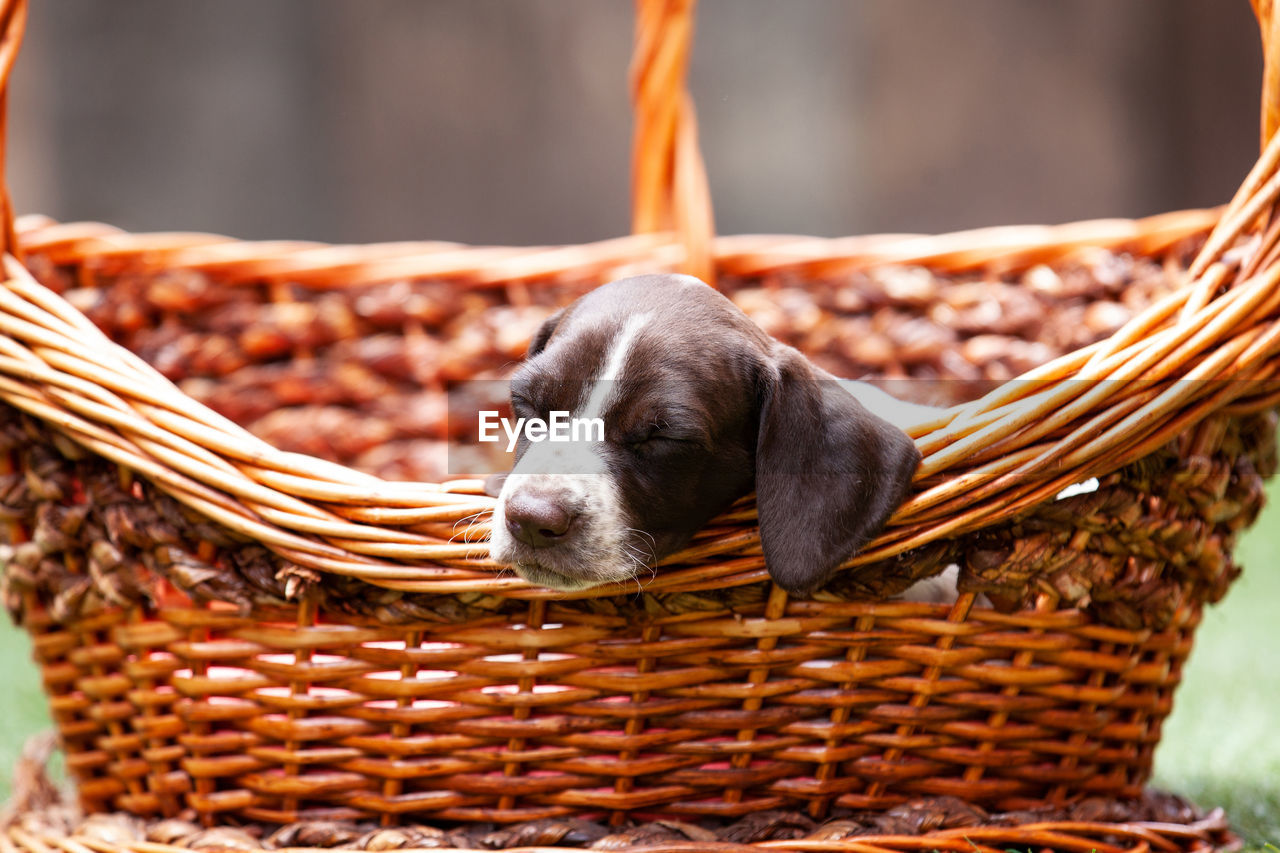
[23,446,70,501]
[49,570,94,623]
[76,813,146,846]
[0,732,61,828]
[48,249,1198,486]
[276,563,321,601]
[155,545,254,612]
[879,796,988,833]
[87,538,153,608]
[0,472,31,519]
[154,493,247,548]
[180,827,264,851]
[102,502,181,549]
[266,820,364,848]
[806,818,867,841]
[352,280,461,329]
[144,270,224,314]
[1067,796,1139,824]
[147,819,204,844]
[480,818,610,849]
[354,826,451,850]
[716,809,814,843]
[591,819,717,849]
[31,503,88,554]
[6,541,43,571]
[0,781,1228,851]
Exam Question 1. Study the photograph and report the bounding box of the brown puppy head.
[486,273,921,595]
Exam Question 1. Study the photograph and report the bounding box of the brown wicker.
[0,737,1241,851]
[0,0,1276,848]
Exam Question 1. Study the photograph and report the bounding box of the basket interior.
[19,233,1209,484]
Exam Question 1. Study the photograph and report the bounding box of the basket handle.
[1256,0,1280,150]
[630,0,716,284]
[18,4,1280,282]
[0,0,26,261]
[0,0,716,280]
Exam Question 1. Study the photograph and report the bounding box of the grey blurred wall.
[7,1,1265,246]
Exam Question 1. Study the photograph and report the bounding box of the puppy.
[486,273,931,595]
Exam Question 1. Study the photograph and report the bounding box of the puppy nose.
[504,493,575,548]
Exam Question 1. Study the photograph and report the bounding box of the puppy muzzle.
[489,472,639,591]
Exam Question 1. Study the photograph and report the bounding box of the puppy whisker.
[453,509,487,529]
[624,527,658,563]
[449,510,490,544]
[621,546,649,575]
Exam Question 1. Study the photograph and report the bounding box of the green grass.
[1151,478,1280,845]
[0,482,1277,843]
[0,617,53,793]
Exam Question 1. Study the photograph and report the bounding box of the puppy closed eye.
[623,423,697,453]
[510,395,539,418]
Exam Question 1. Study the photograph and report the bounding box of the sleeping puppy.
[485,273,934,595]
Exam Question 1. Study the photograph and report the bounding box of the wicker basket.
[1,1,1278,851]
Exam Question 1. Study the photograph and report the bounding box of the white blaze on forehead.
[504,310,652,479]
[578,311,652,421]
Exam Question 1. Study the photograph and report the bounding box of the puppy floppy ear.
[528,307,566,357]
[755,344,922,595]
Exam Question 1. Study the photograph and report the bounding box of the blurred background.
[8,0,1266,244]
[3,0,1280,844]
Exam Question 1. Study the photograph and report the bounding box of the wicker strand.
[630,0,715,284]
[0,0,25,259]
[1255,0,1280,152]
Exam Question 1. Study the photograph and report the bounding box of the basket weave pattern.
[1,231,1274,824]
[0,0,1279,845]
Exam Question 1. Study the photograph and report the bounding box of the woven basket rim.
[0,0,1278,601]
[3,197,1278,600]
[5,195,1274,596]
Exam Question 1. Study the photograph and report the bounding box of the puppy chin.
[504,535,640,590]
[512,562,613,592]
[506,549,639,592]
